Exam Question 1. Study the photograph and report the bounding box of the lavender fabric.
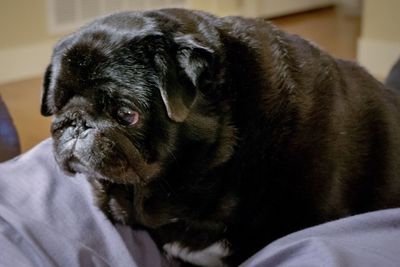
[1,139,400,267]
[241,208,400,267]
[0,139,176,267]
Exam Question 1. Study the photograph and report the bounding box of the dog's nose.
[71,121,90,138]
[71,121,92,138]
[70,113,92,138]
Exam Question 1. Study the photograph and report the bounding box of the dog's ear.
[155,34,214,122]
[173,34,214,88]
[41,64,54,116]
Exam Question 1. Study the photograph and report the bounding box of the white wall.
[357,0,400,79]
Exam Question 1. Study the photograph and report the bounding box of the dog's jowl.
[41,9,400,266]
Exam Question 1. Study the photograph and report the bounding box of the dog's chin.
[54,138,143,185]
[57,151,141,185]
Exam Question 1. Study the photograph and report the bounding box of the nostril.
[70,118,91,130]
[69,120,93,139]
[83,121,93,130]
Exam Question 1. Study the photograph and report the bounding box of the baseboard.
[0,40,57,85]
[357,38,400,79]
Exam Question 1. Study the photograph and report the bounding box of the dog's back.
[139,10,400,264]
[210,14,400,263]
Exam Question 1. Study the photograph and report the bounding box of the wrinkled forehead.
[52,13,161,71]
[49,14,163,111]
[54,13,160,52]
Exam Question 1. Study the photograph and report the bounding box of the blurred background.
[0,0,399,153]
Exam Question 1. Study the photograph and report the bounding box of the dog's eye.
[116,107,139,126]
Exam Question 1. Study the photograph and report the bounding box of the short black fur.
[41,9,400,266]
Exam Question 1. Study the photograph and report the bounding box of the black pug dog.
[41,8,400,266]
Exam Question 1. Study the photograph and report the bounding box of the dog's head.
[41,10,235,186]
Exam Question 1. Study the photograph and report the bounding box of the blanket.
[0,139,399,266]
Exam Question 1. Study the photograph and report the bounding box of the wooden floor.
[0,7,360,152]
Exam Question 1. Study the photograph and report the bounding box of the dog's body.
[41,9,400,266]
